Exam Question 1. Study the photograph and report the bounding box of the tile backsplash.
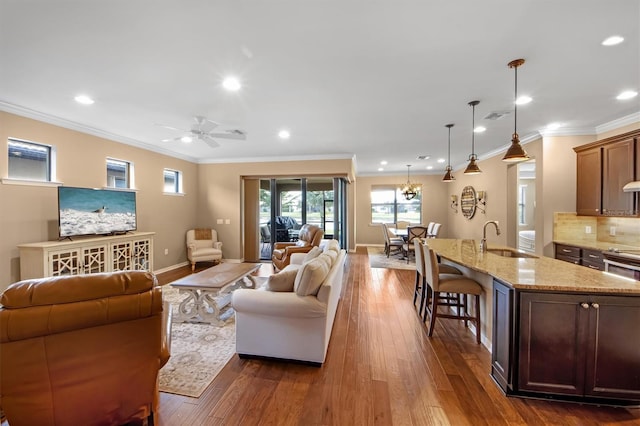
[554,212,640,246]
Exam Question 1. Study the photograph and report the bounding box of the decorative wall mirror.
[460,185,477,219]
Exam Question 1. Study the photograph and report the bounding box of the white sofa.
[232,240,346,365]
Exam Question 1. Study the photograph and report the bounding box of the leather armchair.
[272,224,324,271]
[0,271,171,426]
[187,228,223,272]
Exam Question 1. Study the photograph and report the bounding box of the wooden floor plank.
[155,253,640,426]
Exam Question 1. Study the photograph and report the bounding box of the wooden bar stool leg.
[428,291,439,337]
[475,293,481,344]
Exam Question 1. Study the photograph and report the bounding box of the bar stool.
[413,239,461,317]
[422,245,482,344]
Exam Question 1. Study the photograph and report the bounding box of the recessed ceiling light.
[616,90,638,100]
[516,96,532,105]
[378,167,384,172]
[426,166,433,170]
[546,122,563,130]
[437,158,445,163]
[181,136,193,143]
[380,160,388,165]
[602,36,624,46]
[474,126,486,133]
[278,130,290,139]
[74,94,94,105]
[222,77,241,91]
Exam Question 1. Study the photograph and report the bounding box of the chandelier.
[401,164,419,200]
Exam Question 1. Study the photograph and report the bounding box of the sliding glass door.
[258,177,347,260]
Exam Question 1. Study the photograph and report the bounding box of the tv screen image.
[58,187,137,237]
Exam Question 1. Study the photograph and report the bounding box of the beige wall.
[354,174,449,246]
[0,112,199,290]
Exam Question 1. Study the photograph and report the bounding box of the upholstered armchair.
[187,228,223,272]
[0,271,171,426]
[272,224,324,271]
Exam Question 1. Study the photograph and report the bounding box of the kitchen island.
[425,239,640,407]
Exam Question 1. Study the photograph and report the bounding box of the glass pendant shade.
[442,123,455,182]
[502,59,530,163]
[464,101,482,174]
[401,165,419,200]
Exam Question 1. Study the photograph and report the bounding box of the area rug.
[367,246,415,270]
[159,287,236,398]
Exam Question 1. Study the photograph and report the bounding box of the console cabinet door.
[518,292,589,396]
[576,147,602,216]
[602,138,636,215]
[584,296,640,400]
[491,280,514,392]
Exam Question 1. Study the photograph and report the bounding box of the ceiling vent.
[484,111,511,120]
[416,155,430,160]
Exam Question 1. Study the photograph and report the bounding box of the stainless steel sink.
[486,248,537,258]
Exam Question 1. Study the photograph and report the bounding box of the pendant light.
[464,100,482,174]
[401,164,419,200]
[502,58,530,162]
[442,123,455,182]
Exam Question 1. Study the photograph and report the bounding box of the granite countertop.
[553,239,640,253]
[426,239,640,294]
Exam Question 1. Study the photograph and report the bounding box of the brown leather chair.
[272,224,324,270]
[0,271,171,426]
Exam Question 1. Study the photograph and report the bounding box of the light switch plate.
[225,219,231,225]
[610,226,616,236]
[217,219,223,224]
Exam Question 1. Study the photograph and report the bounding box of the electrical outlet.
[164,248,169,255]
[610,226,616,236]
[585,226,592,234]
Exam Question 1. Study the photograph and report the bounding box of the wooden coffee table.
[170,262,261,325]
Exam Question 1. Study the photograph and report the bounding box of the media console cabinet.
[17,231,154,279]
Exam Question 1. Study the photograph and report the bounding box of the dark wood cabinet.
[576,147,602,216]
[518,292,640,402]
[554,243,603,270]
[602,138,636,215]
[491,279,514,392]
[574,130,639,217]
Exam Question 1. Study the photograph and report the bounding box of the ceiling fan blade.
[161,137,182,142]
[200,135,220,149]
[193,116,220,131]
[208,130,247,140]
[155,123,187,132]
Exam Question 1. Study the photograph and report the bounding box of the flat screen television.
[58,186,137,238]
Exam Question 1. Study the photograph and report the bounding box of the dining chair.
[402,226,428,263]
[395,220,410,229]
[382,223,404,258]
[423,245,483,344]
[428,223,442,238]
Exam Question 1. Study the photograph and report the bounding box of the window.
[8,138,52,181]
[371,185,421,224]
[106,158,131,188]
[518,184,527,225]
[163,168,182,193]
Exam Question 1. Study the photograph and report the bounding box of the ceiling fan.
[157,116,246,148]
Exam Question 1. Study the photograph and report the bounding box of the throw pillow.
[264,267,298,292]
[294,257,330,296]
[303,246,323,264]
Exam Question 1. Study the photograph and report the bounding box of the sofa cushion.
[322,239,340,254]
[264,268,298,292]
[303,246,323,264]
[294,257,330,296]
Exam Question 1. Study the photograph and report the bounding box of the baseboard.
[153,261,189,275]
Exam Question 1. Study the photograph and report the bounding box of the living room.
[2,1,640,424]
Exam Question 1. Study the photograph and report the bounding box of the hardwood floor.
[155,249,640,425]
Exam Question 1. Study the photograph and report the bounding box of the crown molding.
[198,153,354,165]
[0,101,200,163]
[595,111,640,134]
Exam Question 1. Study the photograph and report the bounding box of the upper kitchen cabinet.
[574,130,639,217]
[576,146,601,215]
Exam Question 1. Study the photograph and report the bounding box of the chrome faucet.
[480,220,501,252]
